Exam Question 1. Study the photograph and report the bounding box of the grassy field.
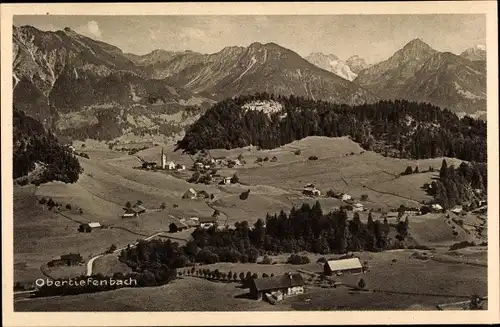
[15,249,487,311]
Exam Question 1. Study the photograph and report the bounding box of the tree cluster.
[425,160,487,209]
[13,108,83,184]
[176,93,486,163]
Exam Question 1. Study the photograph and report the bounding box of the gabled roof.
[252,273,304,292]
[88,222,101,228]
[325,258,362,271]
[199,216,217,223]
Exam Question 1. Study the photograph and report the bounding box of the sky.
[13,15,486,64]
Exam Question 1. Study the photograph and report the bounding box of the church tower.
[161,148,167,169]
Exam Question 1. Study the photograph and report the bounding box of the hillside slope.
[176,93,486,164]
[13,108,82,184]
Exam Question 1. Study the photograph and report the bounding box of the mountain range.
[354,39,486,114]
[12,25,487,144]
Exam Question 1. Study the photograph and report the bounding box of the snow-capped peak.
[474,44,486,51]
[305,52,357,81]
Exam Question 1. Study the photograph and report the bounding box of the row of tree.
[119,202,410,275]
[177,94,486,163]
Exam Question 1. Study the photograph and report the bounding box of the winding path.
[85,231,165,276]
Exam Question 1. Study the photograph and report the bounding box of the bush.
[39,198,47,205]
[360,194,368,201]
[65,204,72,210]
[260,256,272,264]
[358,278,366,290]
[47,198,55,208]
[287,254,310,265]
[308,155,318,161]
[294,149,301,155]
[239,190,250,200]
[452,231,459,236]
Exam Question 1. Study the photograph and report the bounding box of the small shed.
[78,222,102,233]
[182,188,197,199]
[250,273,305,301]
[122,212,138,219]
[223,177,232,185]
[324,258,363,276]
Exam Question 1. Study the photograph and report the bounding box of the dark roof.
[171,221,188,228]
[251,273,304,292]
[199,216,217,223]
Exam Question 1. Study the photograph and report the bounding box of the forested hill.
[176,93,486,163]
[13,108,82,184]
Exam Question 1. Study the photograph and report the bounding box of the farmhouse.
[303,187,321,197]
[324,258,364,276]
[142,162,157,170]
[176,164,186,171]
[182,188,198,199]
[199,216,217,229]
[341,194,352,201]
[249,273,305,301]
[432,204,444,212]
[353,203,364,212]
[166,161,176,170]
[48,253,84,267]
[169,221,189,233]
[223,176,232,185]
[78,222,102,233]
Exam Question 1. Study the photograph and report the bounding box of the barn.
[324,258,364,276]
[249,273,305,301]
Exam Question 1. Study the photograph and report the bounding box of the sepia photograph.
[1,1,499,326]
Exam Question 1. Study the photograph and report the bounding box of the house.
[142,162,157,170]
[49,253,84,267]
[131,204,147,214]
[353,203,364,212]
[188,217,200,227]
[432,204,444,212]
[78,222,102,233]
[182,188,198,199]
[341,194,352,201]
[169,220,189,233]
[176,164,186,171]
[324,258,364,276]
[194,162,204,169]
[223,176,232,185]
[249,273,305,301]
[451,206,463,214]
[167,161,176,170]
[303,187,321,197]
[199,216,217,229]
[304,183,315,188]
